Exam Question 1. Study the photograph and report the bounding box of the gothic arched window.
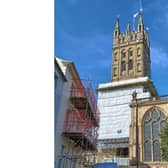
[115,30,118,37]
[128,60,133,70]
[121,61,126,72]
[143,108,166,161]
[121,50,126,59]
[139,25,142,32]
[128,49,133,57]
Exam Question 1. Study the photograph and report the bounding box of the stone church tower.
[112,13,150,81]
[96,14,158,167]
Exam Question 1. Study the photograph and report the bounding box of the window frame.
[143,108,166,162]
[128,59,133,70]
[121,50,126,59]
[121,61,126,72]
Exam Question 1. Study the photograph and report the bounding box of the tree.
[160,121,168,161]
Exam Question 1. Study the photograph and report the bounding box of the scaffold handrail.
[63,120,97,144]
[70,79,100,123]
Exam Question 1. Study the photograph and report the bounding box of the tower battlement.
[113,29,149,48]
[113,14,150,48]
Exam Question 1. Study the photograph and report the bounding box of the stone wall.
[129,98,168,167]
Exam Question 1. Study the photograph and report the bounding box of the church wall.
[129,99,168,167]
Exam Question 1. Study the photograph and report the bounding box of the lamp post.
[132,91,139,168]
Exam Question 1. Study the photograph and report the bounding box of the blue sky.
[55,0,168,95]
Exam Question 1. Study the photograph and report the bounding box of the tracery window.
[143,108,166,161]
[114,68,117,76]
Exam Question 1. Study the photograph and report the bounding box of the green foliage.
[160,121,168,161]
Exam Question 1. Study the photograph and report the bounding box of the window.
[116,148,128,157]
[121,50,126,59]
[128,49,133,71]
[143,109,166,161]
[128,60,133,70]
[137,48,141,57]
[144,141,151,161]
[115,30,118,37]
[153,141,160,161]
[121,61,126,72]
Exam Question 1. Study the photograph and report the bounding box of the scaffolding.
[61,79,99,167]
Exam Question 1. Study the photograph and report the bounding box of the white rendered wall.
[97,85,151,139]
[55,64,72,168]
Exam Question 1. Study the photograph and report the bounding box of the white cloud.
[151,47,168,68]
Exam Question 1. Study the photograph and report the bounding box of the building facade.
[55,57,99,168]
[130,94,168,167]
[55,58,67,126]
[96,13,168,167]
[55,58,69,168]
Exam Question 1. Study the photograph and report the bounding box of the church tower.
[96,14,158,166]
[112,13,151,81]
